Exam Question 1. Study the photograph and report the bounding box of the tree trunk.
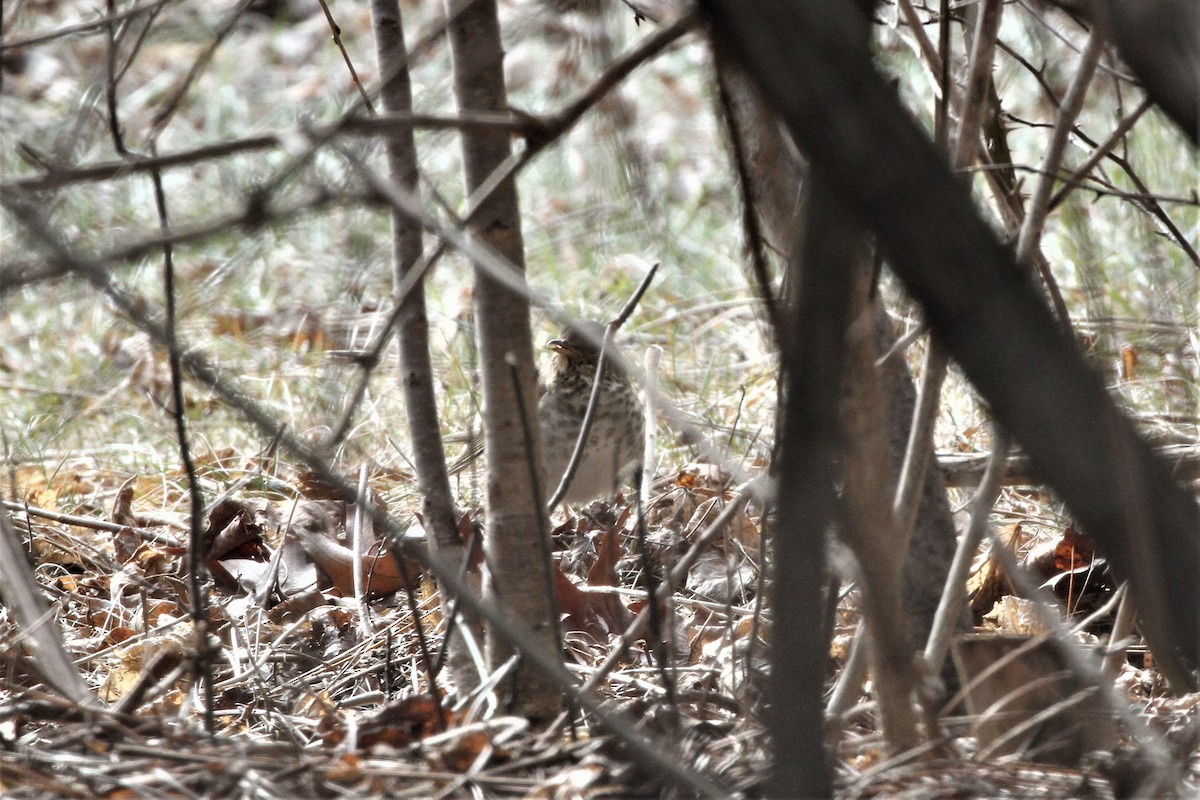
[443,0,562,721]
[370,0,481,695]
[767,166,847,798]
[715,49,963,652]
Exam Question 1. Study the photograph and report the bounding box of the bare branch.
[0,0,173,51]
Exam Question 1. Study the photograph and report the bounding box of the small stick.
[641,346,661,506]
[574,480,761,698]
[508,355,577,735]
[3,500,181,548]
[546,262,659,510]
[352,464,371,638]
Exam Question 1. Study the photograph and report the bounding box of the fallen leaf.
[555,566,632,639]
[981,595,1049,636]
[685,548,754,603]
[287,500,420,595]
[339,694,449,749]
[1053,525,1094,573]
[433,729,492,772]
[587,526,622,586]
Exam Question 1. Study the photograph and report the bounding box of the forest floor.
[3,0,1199,797]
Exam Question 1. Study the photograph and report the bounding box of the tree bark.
[837,250,922,754]
[370,0,481,695]
[443,0,562,721]
[768,166,848,797]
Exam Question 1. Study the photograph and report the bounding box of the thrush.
[453,321,644,505]
[540,321,644,504]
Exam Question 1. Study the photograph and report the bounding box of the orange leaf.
[353,695,449,748]
[293,528,419,595]
[1053,525,1094,572]
[1120,345,1138,381]
[437,730,492,772]
[587,526,623,587]
[555,565,632,639]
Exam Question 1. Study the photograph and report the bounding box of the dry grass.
[2,0,1198,797]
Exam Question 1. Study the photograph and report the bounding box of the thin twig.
[575,480,761,698]
[343,163,756,486]
[323,163,449,447]
[995,38,1199,267]
[456,10,698,228]
[1015,27,1105,266]
[1,189,356,292]
[148,0,255,140]
[922,430,1011,676]
[934,0,951,150]
[4,113,523,193]
[148,156,214,732]
[712,53,784,348]
[545,263,659,509]
[892,0,1002,557]
[316,0,375,114]
[1047,97,1152,212]
[104,0,129,155]
[971,523,1180,795]
[0,513,101,707]
[1013,0,1136,84]
[633,474,679,727]
[506,355,574,732]
[0,0,173,51]
[951,0,1004,170]
[1,500,182,548]
[835,0,1005,720]
[246,6,468,207]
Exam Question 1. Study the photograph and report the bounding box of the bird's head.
[547,320,607,370]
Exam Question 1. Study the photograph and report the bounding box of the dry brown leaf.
[296,472,347,500]
[685,548,754,603]
[1053,524,1094,573]
[1120,344,1139,381]
[340,694,449,749]
[110,479,137,528]
[266,589,326,624]
[99,626,190,703]
[202,497,272,562]
[586,526,622,587]
[555,566,632,639]
[111,525,145,566]
[433,729,493,772]
[684,495,759,556]
[25,486,57,511]
[286,499,419,596]
[673,462,732,495]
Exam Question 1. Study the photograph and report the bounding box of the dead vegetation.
[2,0,1199,797]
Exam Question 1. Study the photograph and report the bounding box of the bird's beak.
[547,337,575,356]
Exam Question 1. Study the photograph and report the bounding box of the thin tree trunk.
[443,0,562,721]
[715,49,962,653]
[837,258,922,753]
[767,160,866,796]
[716,18,952,758]
[370,0,481,694]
